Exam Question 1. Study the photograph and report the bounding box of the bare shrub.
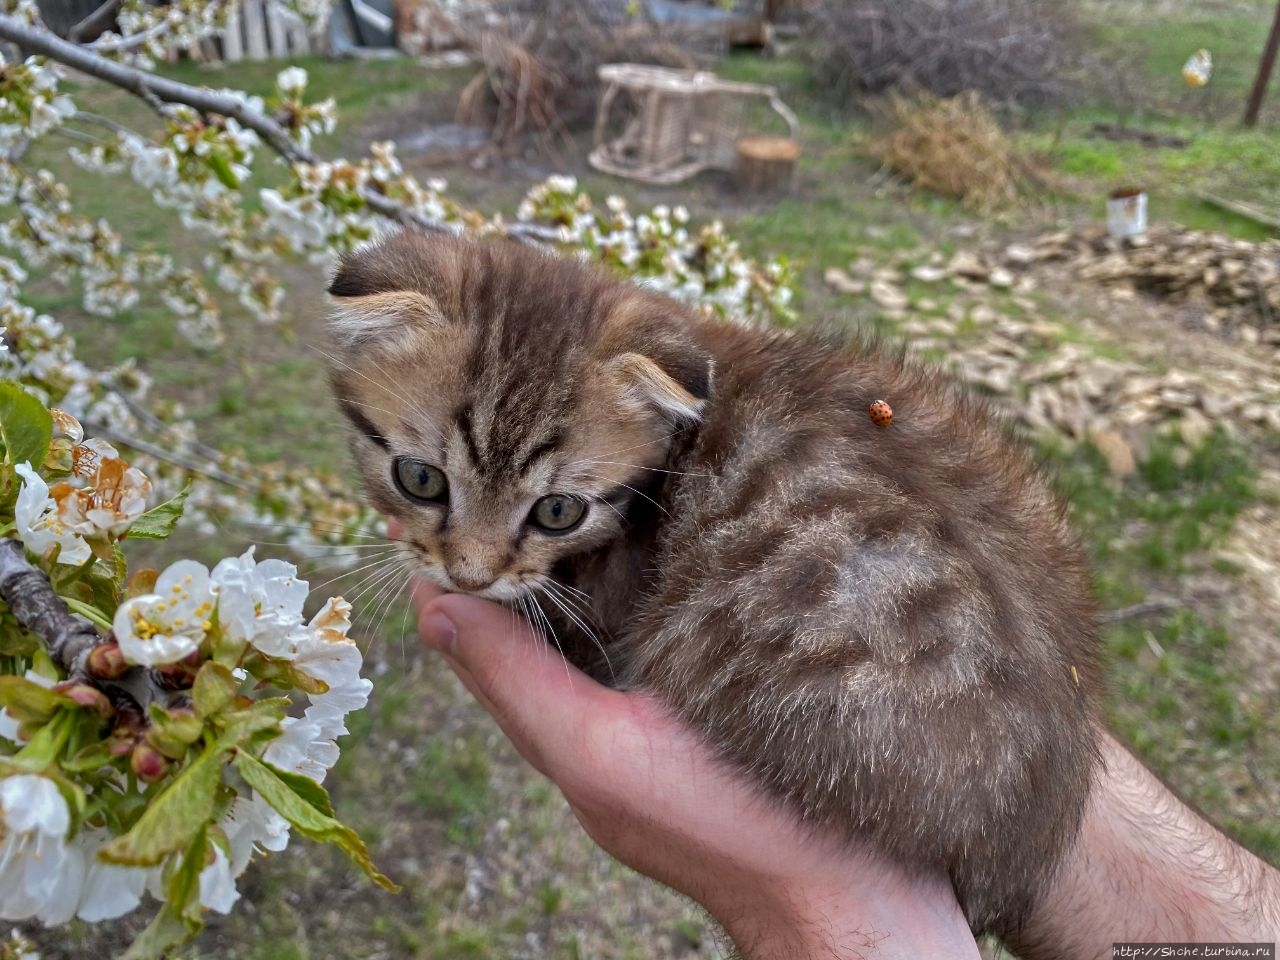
[869,90,1056,209]
[802,0,1086,111]
[457,0,700,154]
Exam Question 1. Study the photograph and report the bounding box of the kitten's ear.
[326,288,445,347]
[607,351,713,423]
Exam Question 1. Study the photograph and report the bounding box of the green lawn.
[10,3,1280,955]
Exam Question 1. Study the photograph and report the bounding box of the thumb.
[412,585,619,776]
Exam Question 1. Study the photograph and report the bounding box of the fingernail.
[419,610,457,655]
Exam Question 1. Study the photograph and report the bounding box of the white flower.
[13,462,91,566]
[113,560,215,666]
[0,775,82,925]
[211,547,309,657]
[73,829,148,922]
[197,842,239,914]
[222,792,290,877]
[276,66,308,96]
[263,713,338,782]
[293,598,371,715]
[264,597,370,783]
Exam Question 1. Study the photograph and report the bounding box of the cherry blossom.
[0,775,81,925]
[13,462,92,566]
[113,560,217,666]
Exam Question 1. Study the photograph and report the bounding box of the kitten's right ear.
[326,288,445,347]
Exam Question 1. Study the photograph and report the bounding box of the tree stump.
[735,136,800,193]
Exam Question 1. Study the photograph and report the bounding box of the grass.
[1042,427,1278,862]
[10,4,1280,955]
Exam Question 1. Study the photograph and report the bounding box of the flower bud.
[152,656,199,689]
[87,641,128,680]
[55,682,114,717]
[131,744,170,783]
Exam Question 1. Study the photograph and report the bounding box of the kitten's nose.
[449,571,495,593]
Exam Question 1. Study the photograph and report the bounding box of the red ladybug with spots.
[868,399,893,427]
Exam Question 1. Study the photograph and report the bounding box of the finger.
[386,516,403,541]
[410,577,447,615]
[417,591,622,778]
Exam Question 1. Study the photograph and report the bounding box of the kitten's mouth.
[396,542,534,603]
[408,560,531,604]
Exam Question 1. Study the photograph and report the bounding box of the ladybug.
[868,399,893,427]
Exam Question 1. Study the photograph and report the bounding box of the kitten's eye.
[392,458,449,504]
[528,495,587,533]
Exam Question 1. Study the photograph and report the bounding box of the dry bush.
[869,90,1054,209]
[457,0,700,154]
[802,0,1085,111]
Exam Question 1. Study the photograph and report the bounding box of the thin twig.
[82,419,253,491]
[67,0,121,43]
[1101,599,1180,624]
[0,13,554,244]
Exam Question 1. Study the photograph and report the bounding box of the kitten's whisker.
[581,460,711,479]
[525,593,575,691]
[312,552,403,595]
[309,344,443,441]
[233,518,396,542]
[346,561,407,615]
[341,555,404,601]
[365,568,411,650]
[335,395,407,424]
[538,580,614,683]
[593,495,627,523]
[563,431,679,469]
[582,474,672,520]
[551,580,593,606]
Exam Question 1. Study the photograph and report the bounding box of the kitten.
[325,230,1102,940]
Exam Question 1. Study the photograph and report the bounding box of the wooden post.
[735,135,800,193]
[1244,0,1280,127]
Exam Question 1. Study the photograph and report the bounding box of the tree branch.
[0,538,101,680]
[0,12,559,243]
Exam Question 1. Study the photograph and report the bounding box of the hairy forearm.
[712,856,982,960]
[1010,732,1280,958]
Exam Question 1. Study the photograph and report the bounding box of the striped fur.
[326,232,1102,939]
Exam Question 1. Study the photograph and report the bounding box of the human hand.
[409,580,981,960]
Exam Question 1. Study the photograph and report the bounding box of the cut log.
[735,135,800,193]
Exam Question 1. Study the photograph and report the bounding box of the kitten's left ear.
[326,289,445,347]
[607,350,714,423]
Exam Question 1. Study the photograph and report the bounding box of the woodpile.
[1026,227,1280,339]
[865,226,1280,342]
[823,241,1280,468]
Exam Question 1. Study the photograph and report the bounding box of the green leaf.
[121,897,202,960]
[215,696,291,743]
[0,675,70,724]
[192,661,238,719]
[126,483,191,540]
[256,757,334,818]
[62,739,117,773]
[168,828,209,926]
[100,739,224,867]
[0,382,52,469]
[208,153,239,190]
[11,710,73,773]
[234,752,397,891]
